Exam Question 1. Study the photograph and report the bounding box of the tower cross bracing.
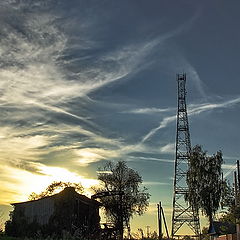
[171,74,200,238]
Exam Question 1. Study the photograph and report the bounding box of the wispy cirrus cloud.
[128,156,174,164]
[141,115,176,143]
[222,164,236,179]
[144,202,172,216]
[0,1,211,214]
[160,143,175,154]
[169,56,208,100]
[0,0,133,168]
[123,107,174,115]
[141,96,240,142]
[143,181,170,186]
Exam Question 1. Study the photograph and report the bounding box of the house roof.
[11,187,100,206]
[208,221,236,235]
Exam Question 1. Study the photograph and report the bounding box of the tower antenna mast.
[171,73,200,239]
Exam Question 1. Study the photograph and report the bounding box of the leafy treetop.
[28,181,84,200]
[93,161,150,239]
[186,145,226,223]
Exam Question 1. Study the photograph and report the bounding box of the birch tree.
[186,145,225,224]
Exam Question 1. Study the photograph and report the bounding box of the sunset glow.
[0,0,239,236]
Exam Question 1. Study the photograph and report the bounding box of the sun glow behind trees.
[0,164,99,204]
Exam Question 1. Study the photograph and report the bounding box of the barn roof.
[11,187,100,206]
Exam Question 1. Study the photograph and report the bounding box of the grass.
[0,235,91,240]
[0,236,21,240]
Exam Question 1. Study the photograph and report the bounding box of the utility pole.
[146,226,150,239]
[158,202,170,240]
[234,171,238,204]
[138,228,144,240]
[158,202,162,240]
[235,163,240,240]
[237,160,240,192]
[119,191,123,240]
[171,74,200,239]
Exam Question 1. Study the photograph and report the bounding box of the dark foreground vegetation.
[0,233,161,240]
[4,161,150,240]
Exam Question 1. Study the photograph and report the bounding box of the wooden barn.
[6,187,100,237]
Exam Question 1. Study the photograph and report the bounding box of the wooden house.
[6,187,100,237]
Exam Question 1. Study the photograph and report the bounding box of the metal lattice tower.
[171,74,200,239]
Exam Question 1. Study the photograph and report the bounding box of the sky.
[0,0,240,236]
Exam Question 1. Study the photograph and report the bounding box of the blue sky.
[0,0,239,235]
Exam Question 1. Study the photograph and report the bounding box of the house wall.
[73,198,100,231]
[15,197,54,225]
[9,188,100,237]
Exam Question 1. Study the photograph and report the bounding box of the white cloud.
[222,164,236,170]
[146,202,172,216]
[174,57,207,99]
[141,115,176,143]
[128,156,174,164]
[124,107,174,115]
[74,148,119,166]
[143,181,170,186]
[160,143,175,154]
[141,96,240,142]
[0,1,207,207]
[222,164,236,179]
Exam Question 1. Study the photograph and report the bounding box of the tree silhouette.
[93,161,150,240]
[28,181,84,200]
[186,145,225,224]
